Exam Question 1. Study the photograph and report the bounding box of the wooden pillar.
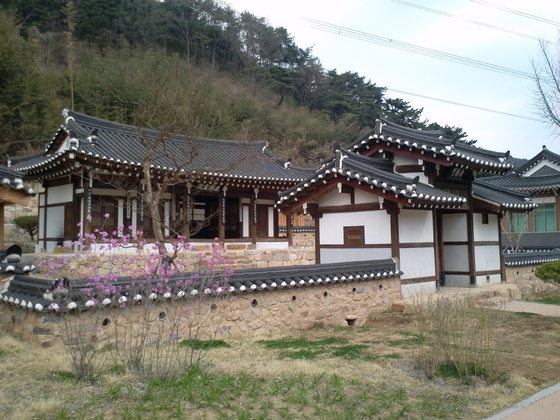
[43,184,49,251]
[83,174,91,238]
[498,213,506,282]
[467,210,476,286]
[556,195,560,231]
[218,193,225,242]
[314,214,320,264]
[273,208,279,239]
[250,191,256,244]
[0,203,5,249]
[434,211,445,286]
[286,213,293,246]
[389,205,400,260]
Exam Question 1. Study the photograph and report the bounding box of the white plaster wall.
[46,241,60,253]
[242,206,249,237]
[38,208,45,239]
[393,154,417,166]
[47,184,73,205]
[401,281,436,298]
[320,247,391,264]
[399,247,435,279]
[444,245,469,271]
[354,189,378,204]
[445,274,470,287]
[476,274,501,286]
[523,161,560,177]
[268,207,274,237]
[473,213,499,242]
[474,245,501,271]
[320,211,391,245]
[399,210,433,243]
[442,213,467,242]
[319,188,351,207]
[46,206,64,238]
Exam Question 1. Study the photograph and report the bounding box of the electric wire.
[391,0,558,46]
[470,0,560,27]
[386,88,541,122]
[298,16,534,80]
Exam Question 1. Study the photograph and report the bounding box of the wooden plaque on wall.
[344,226,365,246]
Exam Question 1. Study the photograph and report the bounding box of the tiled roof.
[503,250,560,267]
[0,165,34,196]
[515,146,560,176]
[501,232,560,252]
[277,149,467,210]
[0,259,399,313]
[347,119,512,174]
[473,180,537,212]
[480,173,560,193]
[11,108,314,183]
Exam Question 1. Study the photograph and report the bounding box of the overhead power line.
[470,0,560,27]
[297,16,535,80]
[386,88,541,122]
[391,0,558,46]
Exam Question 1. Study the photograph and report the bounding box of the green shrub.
[536,260,560,283]
[13,215,39,240]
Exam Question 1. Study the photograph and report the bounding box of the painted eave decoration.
[473,180,537,213]
[276,148,468,212]
[0,259,400,313]
[9,108,315,188]
[348,119,512,174]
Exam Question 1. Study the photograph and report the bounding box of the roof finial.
[284,158,291,169]
[543,145,547,150]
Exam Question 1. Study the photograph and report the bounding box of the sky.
[226,0,560,160]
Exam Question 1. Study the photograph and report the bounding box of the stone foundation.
[506,265,559,297]
[0,277,401,347]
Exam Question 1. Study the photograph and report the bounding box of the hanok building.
[481,146,560,235]
[275,119,536,295]
[9,108,314,252]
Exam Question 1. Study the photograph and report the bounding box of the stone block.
[239,323,247,333]
[147,337,160,346]
[392,301,405,312]
[33,326,53,335]
[249,320,263,330]
[283,315,293,326]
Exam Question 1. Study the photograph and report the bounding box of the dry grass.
[1,293,560,419]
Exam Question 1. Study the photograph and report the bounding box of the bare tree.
[532,36,560,134]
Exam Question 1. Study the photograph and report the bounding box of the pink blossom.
[104,213,110,219]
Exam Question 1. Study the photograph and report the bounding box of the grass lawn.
[2,295,560,419]
[525,289,560,306]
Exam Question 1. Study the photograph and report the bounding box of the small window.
[481,214,489,225]
[344,226,365,246]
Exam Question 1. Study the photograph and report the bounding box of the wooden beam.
[218,193,225,242]
[0,203,4,249]
[318,202,381,214]
[0,187,32,207]
[388,204,400,260]
[250,192,256,245]
[286,213,293,246]
[434,211,445,286]
[498,213,506,282]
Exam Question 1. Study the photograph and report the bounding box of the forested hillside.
[0,0,468,166]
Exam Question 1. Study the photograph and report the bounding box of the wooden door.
[256,205,269,237]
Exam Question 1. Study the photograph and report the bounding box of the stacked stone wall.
[0,277,401,347]
[3,181,42,250]
[506,265,559,297]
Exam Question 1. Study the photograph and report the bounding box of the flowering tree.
[38,214,234,381]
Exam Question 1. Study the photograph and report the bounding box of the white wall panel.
[474,245,501,271]
[39,194,45,206]
[444,245,469,271]
[320,247,391,264]
[399,247,435,279]
[399,210,433,243]
[320,211,391,245]
[47,184,73,205]
[319,188,351,207]
[38,208,45,239]
[442,213,467,242]
[473,213,499,242]
[401,281,436,298]
[476,274,501,286]
[354,189,377,204]
[393,154,417,166]
[524,161,560,177]
[533,196,556,204]
[445,274,470,287]
[46,206,64,238]
[268,207,274,237]
[242,206,249,237]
